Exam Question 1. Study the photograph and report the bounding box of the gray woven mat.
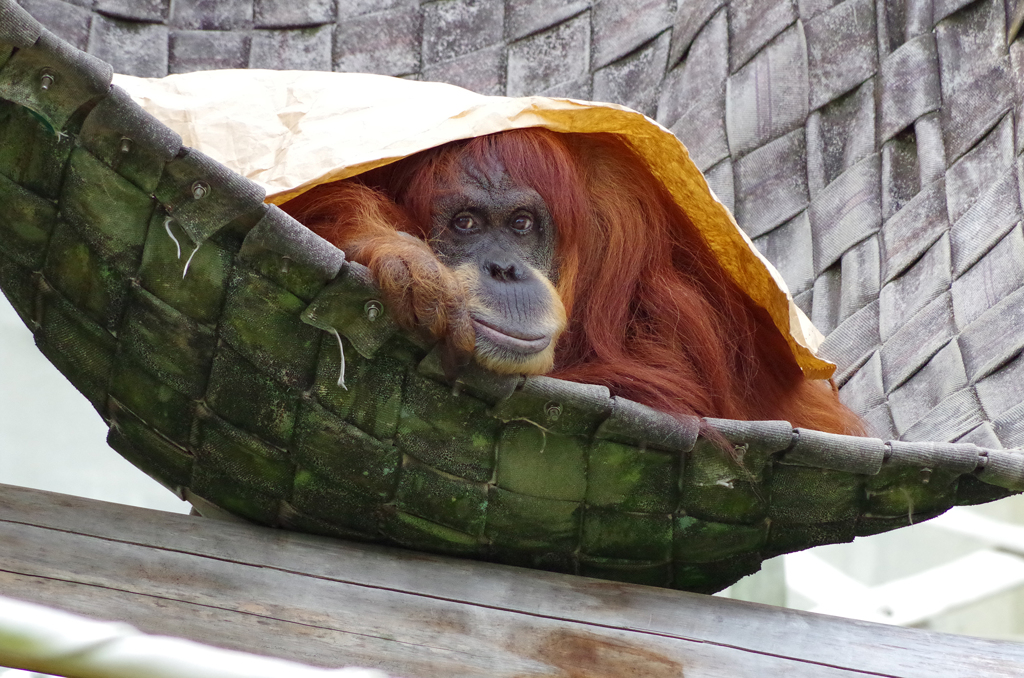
[4,0,1024,593]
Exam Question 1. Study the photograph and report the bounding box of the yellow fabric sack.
[113,70,834,380]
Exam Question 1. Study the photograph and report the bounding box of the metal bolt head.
[119,137,133,154]
[544,401,562,421]
[39,70,55,91]
[191,181,210,200]
[364,300,383,321]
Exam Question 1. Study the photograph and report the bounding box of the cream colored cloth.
[113,70,834,380]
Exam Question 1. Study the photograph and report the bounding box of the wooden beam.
[1,483,1023,677]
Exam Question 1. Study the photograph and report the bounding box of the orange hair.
[287,129,863,435]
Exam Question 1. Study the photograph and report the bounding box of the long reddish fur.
[284,129,864,435]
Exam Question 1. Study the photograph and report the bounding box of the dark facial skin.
[428,158,565,374]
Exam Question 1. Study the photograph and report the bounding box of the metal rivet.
[920,467,932,484]
[191,181,210,200]
[544,401,562,421]
[119,137,133,154]
[732,442,749,455]
[364,300,383,321]
[39,69,55,91]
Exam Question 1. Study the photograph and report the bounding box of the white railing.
[0,596,389,678]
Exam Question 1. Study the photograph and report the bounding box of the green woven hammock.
[1,0,1021,593]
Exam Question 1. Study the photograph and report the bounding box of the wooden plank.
[1,484,1023,677]
[0,516,862,678]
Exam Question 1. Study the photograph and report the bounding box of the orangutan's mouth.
[472,317,551,354]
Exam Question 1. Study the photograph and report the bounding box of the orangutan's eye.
[452,213,478,233]
[510,212,534,234]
